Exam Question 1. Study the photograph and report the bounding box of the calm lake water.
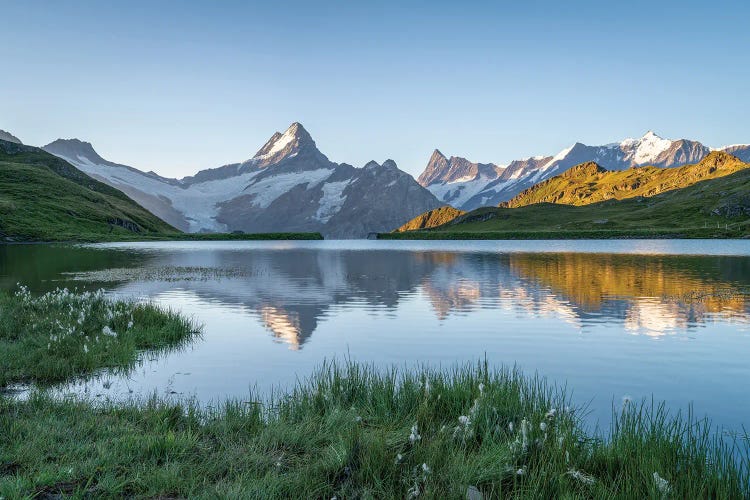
[2,240,750,432]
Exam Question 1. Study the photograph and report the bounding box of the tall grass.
[1,361,747,498]
[0,285,199,387]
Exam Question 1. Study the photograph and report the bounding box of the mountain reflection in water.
[4,245,746,349]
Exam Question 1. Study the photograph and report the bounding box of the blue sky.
[2,0,749,178]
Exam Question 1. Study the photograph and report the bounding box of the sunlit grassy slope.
[0,139,179,241]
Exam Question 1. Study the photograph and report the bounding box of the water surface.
[2,240,749,431]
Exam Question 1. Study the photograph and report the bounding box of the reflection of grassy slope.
[0,140,180,241]
[503,152,748,208]
[508,253,748,312]
[384,153,750,239]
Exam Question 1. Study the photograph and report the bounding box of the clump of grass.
[0,361,747,498]
[0,285,200,387]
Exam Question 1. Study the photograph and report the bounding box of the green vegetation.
[0,286,199,388]
[386,158,750,239]
[395,205,467,232]
[0,140,179,242]
[0,361,747,498]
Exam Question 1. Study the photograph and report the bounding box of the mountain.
[43,123,442,238]
[502,152,748,208]
[419,131,750,211]
[395,206,466,232]
[0,130,22,144]
[390,152,750,239]
[0,139,178,241]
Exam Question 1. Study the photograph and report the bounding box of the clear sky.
[2,0,749,178]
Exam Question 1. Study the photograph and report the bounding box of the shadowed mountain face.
[420,131,750,210]
[4,244,748,349]
[42,123,441,238]
[0,130,22,144]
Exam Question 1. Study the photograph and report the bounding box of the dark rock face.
[417,150,503,187]
[721,145,750,163]
[0,130,22,144]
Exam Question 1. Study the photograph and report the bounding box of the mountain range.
[4,123,750,239]
[418,131,750,211]
[393,151,750,238]
[42,123,441,238]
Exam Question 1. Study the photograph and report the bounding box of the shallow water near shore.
[2,239,750,432]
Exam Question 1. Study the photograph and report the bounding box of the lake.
[2,240,749,432]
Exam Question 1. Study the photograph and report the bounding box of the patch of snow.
[245,169,334,209]
[254,127,297,160]
[315,179,350,223]
[632,131,672,164]
[427,175,493,208]
[547,144,575,165]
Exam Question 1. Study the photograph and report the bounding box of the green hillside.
[0,139,179,241]
[384,154,750,239]
[502,152,748,208]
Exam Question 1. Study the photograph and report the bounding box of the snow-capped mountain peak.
[250,122,318,167]
[628,131,672,164]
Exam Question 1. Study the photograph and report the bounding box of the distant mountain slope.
[44,123,441,238]
[502,152,747,208]
[419,131,750,211]
[0,139,178,241]
[0,130,22,144]
[395,206,466,232]
[390,153,750,238]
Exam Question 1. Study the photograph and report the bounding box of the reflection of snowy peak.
[42,123,441,238]
[420,131,750,210]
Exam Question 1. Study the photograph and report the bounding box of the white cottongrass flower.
[127,320,134,329]
[516,467,526,476]
[421,463,430,474]
[423,378,430,395]
[395,453,404,464]
[478,382,485,395]
[539,422,547,432]
[102,326,117,337]
[508,421,514,433]
[458,415,471,426]
[409,423,421,444]
[83,344,89,354]
[545,408,557,419]
[567,468,596,485]
[354,416,362,423]
[622,395,633,406]
[653,472,671,494]
[520,419,529,451]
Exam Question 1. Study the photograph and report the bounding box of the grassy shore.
[1,362,748,498]
[379,227,747,240]
[0,286,200,388]
[0,289,748,498]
